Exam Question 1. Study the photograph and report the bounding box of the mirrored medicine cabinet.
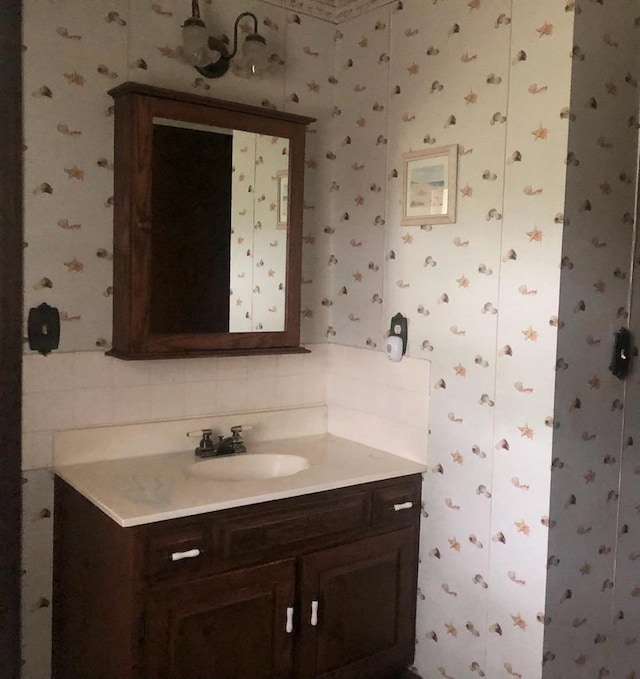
[107,82,315,359]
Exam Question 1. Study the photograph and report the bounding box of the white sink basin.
[186,453,310,482]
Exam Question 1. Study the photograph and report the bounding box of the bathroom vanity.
[52,435,424,679]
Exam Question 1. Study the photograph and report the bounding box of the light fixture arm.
[228,12,259,60]
[183,0,205,28]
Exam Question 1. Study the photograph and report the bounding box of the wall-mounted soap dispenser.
[386,313,407,362]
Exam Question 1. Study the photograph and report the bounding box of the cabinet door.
[297,528,418,679]
[143,559,296,679]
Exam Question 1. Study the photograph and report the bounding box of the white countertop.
[54,434,426,527]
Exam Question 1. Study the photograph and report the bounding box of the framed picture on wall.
[277,170,288,229]
[401,144,458,225]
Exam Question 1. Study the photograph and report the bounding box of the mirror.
[107,82,315,359]
[151,118,289,334]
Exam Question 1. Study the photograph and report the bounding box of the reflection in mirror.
[150,118,289,335]
[276,170,288,229]
[229,131,289,332]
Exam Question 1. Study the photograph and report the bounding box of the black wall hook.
[609,327,633,380]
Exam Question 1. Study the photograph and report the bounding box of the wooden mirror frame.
[107,83,315,360]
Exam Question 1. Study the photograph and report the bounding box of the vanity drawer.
[371,476,422,530]
[145,517,213,579]
[142,476,422,578]
[216,490,370,561]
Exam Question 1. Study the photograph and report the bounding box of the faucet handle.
[187,428,213,438]
[187,429,215,456]
[229,425,247,453]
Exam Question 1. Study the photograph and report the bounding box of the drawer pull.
[393,501,414,512]
[170,548,201,562]
[310,600,319,626]
[285,607,294,634]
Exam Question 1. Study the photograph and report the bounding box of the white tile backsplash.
[302,344,329,374]
[216,378,249,413]
[246,376,278,410]
[217,356,249,381]
[182,357,218,383]
[147,360,186,385]
[22,344,333,469]
[23,344,429,470]
[183,380,218,416]
[325,345,430,464]
[276,353,306,376]
[22,353,75,393]
[328,405,428,465]
[112,385,152,423]
[149,383,186,420]
[73,387,115,426]
[23,391,76,434]
[247,355,278,378]
[111,359,150,387]
[275,374,305,407]
[302,372,327,404]
[73,353,114,389]
[21,431,54,471]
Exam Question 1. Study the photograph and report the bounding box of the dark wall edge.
[0,2,23,678]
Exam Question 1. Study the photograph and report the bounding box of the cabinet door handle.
[393,501,414,512]
[170,548,201,562]
[285,607,294,634]
[310,600,319,626]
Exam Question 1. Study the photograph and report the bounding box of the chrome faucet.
[188,426,246,458]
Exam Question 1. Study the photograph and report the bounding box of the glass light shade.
[239,35,269,78]
[181,22,210,67]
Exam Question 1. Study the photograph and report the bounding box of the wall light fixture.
[179,0,271,79]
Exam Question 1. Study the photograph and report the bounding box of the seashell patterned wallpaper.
[329,0,640,678]
[544,2,640,678]
[21,0,640,678]
[332,2,573,677]
[23,0,334,352]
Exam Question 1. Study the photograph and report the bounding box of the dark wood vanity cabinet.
[144,560,296,679]
[296,530,417,679]
[53,475,422,679]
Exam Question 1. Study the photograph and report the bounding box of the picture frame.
[401,144,458,225]
[276,170,288,229]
